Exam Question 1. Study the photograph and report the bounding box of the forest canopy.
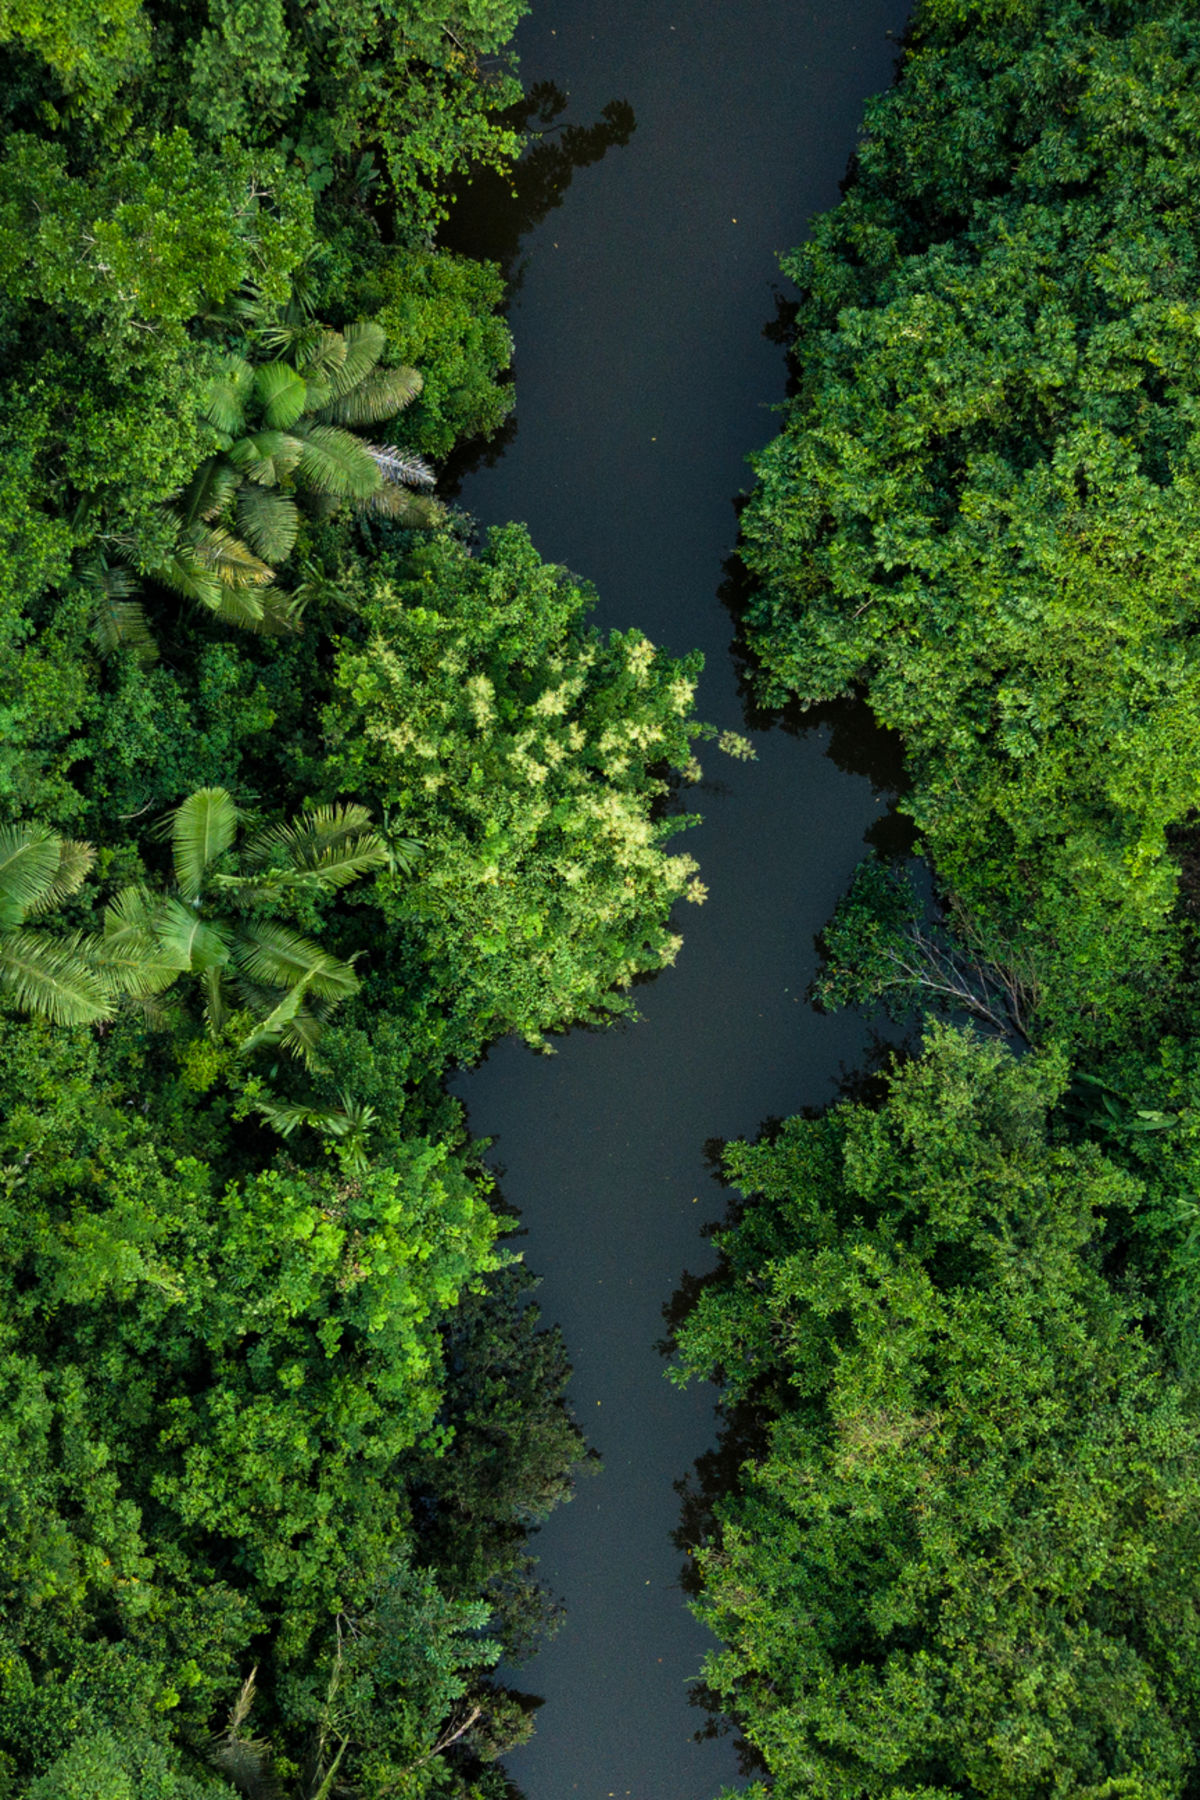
[0,0,709,1794]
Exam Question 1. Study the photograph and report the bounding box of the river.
[443,4,911,1795]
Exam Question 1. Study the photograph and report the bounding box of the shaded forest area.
[0,2,710,1794]
[677,1,1200,1794]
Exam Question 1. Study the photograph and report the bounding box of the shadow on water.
[439,84,636,494]
[441,82,637,284]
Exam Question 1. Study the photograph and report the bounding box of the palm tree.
[98,322,440,655]
[0,825,112,1025]
[97,789,411,1067]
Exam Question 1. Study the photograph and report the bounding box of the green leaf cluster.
[677,1026,1200,1798]
[742,0,1200,1043]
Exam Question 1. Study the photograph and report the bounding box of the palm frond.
[254,361,308,431]
[243,803,376,870]
[297,329,349,379]
[93,914,181,997]
[195,527,275,590]
[228,431,304,486]
[0,826,66,918]
[279,1006,328,1070]
[328,320,387,398]
[81,556,159,663]
[324,366,422,426]
[201,963,230,1035]
[236,486,301,563]
[295,426,381,501]
[149,543,223,610]
[159,902,233,974]
[205,582,303,636]
[360,486,441,528]
[203,355,256,436]
[233,922,360,1001]
[177,457,241,528]
[210,1668,283,1800]
[0,930,114,1026]
[25,839,96,915]
[170,789,240,900]
[95,596,159,662]
[364,444,436,488]
[235,980,314,1064]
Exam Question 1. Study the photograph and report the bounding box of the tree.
[740,0,1200,1047]
[675,1026,1200,1798]
[323,523,706,1058]
[0,823,110,1025]
[98,788,395,1065]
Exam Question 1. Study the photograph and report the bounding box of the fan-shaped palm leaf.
[203,355,255,436]
[0,931,113,1026]
[298,328,349,379]
[324,366,422,427]
[233,922,360,1001]
[295,426,381,500]
[327,320,387,398]
[171,789,240,900]
[236,486,301,563]
[254,361,308,430]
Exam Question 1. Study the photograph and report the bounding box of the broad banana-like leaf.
[324,366,422,427]
[233,922,360,1001]
[25,839,97,915]
[203,355,255,436]
[0,930,114,1026]
[195,527,275,590]
[0,826,69,919]
[295,426,381,500]
[170,789,240,900]
[364,444,436,488]
[236,486,300,563]
[254,361,308,431]
[327,320,387,398]
[228,431,303,486]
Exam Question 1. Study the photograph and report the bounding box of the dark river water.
[443,4,911,1796]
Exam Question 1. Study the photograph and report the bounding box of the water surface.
[446,5,911,1795]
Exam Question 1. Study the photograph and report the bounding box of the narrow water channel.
[445,5,911,1795]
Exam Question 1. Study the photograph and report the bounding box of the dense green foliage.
[741,0,1200,1045]
[0,0,711,1793]
[678,1027,1200,1798]
[683,3,1200,1794]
